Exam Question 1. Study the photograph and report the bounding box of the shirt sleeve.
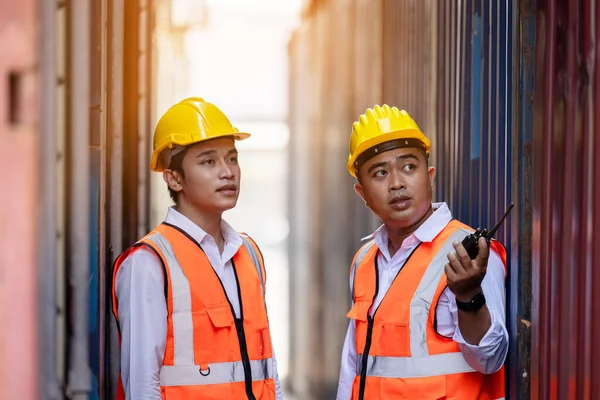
[271,347,283,399]
[260,254,282,400]
[336,319,357,400]
[437,249,509,374]
[115,247,168,400]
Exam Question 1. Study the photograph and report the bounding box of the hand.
[444,237,489,302]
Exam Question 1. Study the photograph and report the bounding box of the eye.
[228,156,238,164]
[373,170,387,178]
[201,159,214,165]
[402,164,416,172]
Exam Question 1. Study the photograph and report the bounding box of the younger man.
[112,98,282,399]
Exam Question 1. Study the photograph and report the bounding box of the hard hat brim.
[150,131,251,172]
[347,129,430,177]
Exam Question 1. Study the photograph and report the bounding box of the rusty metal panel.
[0,1,39,399]
[592,0,600,393]
[513,0,535,398]
[528,0,600,398]
[578,1,596,398]
[593,0,600,396]
[530,3,549,399]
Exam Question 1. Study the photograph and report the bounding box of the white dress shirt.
[115,207,283,400]
[336,203,509,400]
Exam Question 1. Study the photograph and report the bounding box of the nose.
[389,169,405,192]
[218,159,235,180]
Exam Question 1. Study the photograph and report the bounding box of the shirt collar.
[164,207,241,248]
[361,202,453,246]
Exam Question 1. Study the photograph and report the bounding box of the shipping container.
[527,0,600,398]
[0,0,157,398]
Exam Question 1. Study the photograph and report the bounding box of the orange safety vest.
[347,219,507,400]
[112,223,276,400]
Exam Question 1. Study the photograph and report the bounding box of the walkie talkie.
[461,203,514,259]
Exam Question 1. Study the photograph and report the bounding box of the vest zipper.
[232,260,258,400]
[235,318,256,400]
[358,256,379,400]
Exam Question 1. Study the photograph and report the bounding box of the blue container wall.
[434,0,513,241]
[434,3,516,395]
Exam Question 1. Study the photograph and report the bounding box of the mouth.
[389,195,412,210]
[216,184,238,196]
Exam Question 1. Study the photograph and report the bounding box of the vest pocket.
[346,300,370,322]
[378,321,411,357]
[252,376,276,399]
[205,303,234,328]
[256,324,272,358]
[195,304,234,362]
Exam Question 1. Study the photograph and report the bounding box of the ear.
[428,166,436,185]
[163,169,183,192]
[354,182,368,206]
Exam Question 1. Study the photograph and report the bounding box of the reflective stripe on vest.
[350,241,376,300]
[146,232,195,365]
[356,353,475,378]
[410,228,471,357]
[241,236,265,296]
[160,358,275,386]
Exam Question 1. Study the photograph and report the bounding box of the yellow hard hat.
[150,97,250,172]
[347,105,431,177]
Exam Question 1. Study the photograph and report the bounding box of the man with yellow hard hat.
[112,97,282,399]
[336,105,508,399]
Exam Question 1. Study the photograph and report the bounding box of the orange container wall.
[0,1,39,399]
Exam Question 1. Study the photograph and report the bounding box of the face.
[355,147,435,231]
[164,137,241,214]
